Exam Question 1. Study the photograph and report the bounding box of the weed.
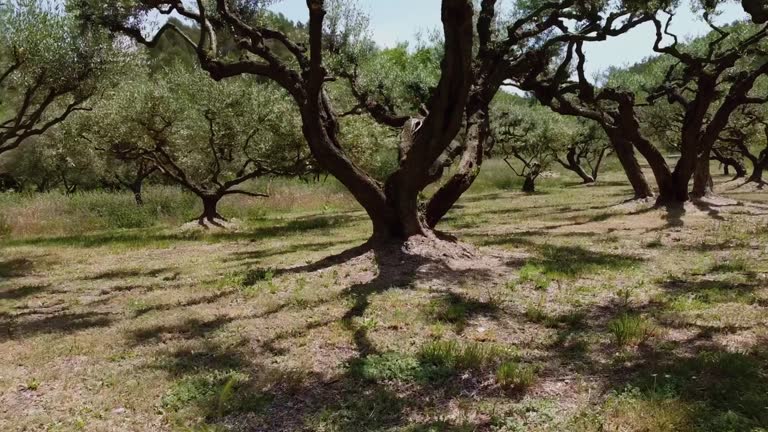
[417,340,513,373]
[710,257,749,273]
[608,314,655,347]
[162,370,270,419]
[496,361,537,390]
[349,352,423,382]
[519,264,551,290]
[24,377,40,391]
[645,236,664,249]
[242,268,274,287]
[616,288,633,309]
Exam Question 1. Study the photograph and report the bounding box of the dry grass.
[0,167,767,431]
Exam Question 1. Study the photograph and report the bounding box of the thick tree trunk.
[522,175,536,193]
[712,150,747,179]
[564,147,595,183]
[744,146,767,184]
[425,100,490,228]
[691,156,715,198]
[198,194,225,226]
[300,99,398,240]
[605,130,654,199]
[748,160,766,184]
[653,170,692,205]
[129,181,144,206]
[295,0,474,243]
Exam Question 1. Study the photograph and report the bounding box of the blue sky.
[269,0,748,77]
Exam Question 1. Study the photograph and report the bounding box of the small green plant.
[496,361,537,390]
[417,340,512,373]
[525,297,549,324]
[710,257,749,273]
[24,377,40,391]
[126,299,151,315]
[162,370,269,419]
[519,264,551,290]
[608,314,655,347]
[418,340,461,369]
[349,352,422,382]
[242,268,274,287]
[616,288,633,309]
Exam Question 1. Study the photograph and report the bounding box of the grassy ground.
[1,165,767,432]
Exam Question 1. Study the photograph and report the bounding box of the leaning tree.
[76,0,660,243]
[719,105,768,185]
[0,1,121,157]
[515,3,768,205]
[90,65,310,226]
[643,16,768,199]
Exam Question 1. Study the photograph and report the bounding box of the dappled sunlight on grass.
[0,170,766,431]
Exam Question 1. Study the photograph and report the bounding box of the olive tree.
[76,0,653,243]
[718,105,768,185]
[494,105,555,193]
[3,120,105,193]
[0,1,121,157]
[643,17,768,199]
[90,65,309,226]
[516,3,768,205]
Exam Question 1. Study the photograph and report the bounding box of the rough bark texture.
[604,129,655,199]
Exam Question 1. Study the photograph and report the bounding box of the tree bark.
[605,129,654,199]
[425,99,490,229]
[522,175,536,193]
[129,181,144,206]
[198,194,225,226]
[563,147,595,183]
[747,152,767,184]
[712,149,747,179]
[691,156,715,198]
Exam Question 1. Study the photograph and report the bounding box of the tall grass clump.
[608,314,655,347]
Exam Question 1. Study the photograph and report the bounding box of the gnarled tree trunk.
[691,156,715,198]
[197,193,225,226]
[425,97,491,228]
[604,129,654,199]
[712,149,747,179]
[747,149,767,184]
[561,146,595,183]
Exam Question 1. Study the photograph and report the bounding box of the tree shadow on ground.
[0,258,35,279]
[3,214,363,249]
[423,291,501,333]
[528,244,643,278]
[0,283,49,300]
[534,285,768,430]
[82,267,173,281]
[224,240,353,265]
[0,311,115,342]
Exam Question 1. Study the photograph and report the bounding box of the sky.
[268,0,748,78]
